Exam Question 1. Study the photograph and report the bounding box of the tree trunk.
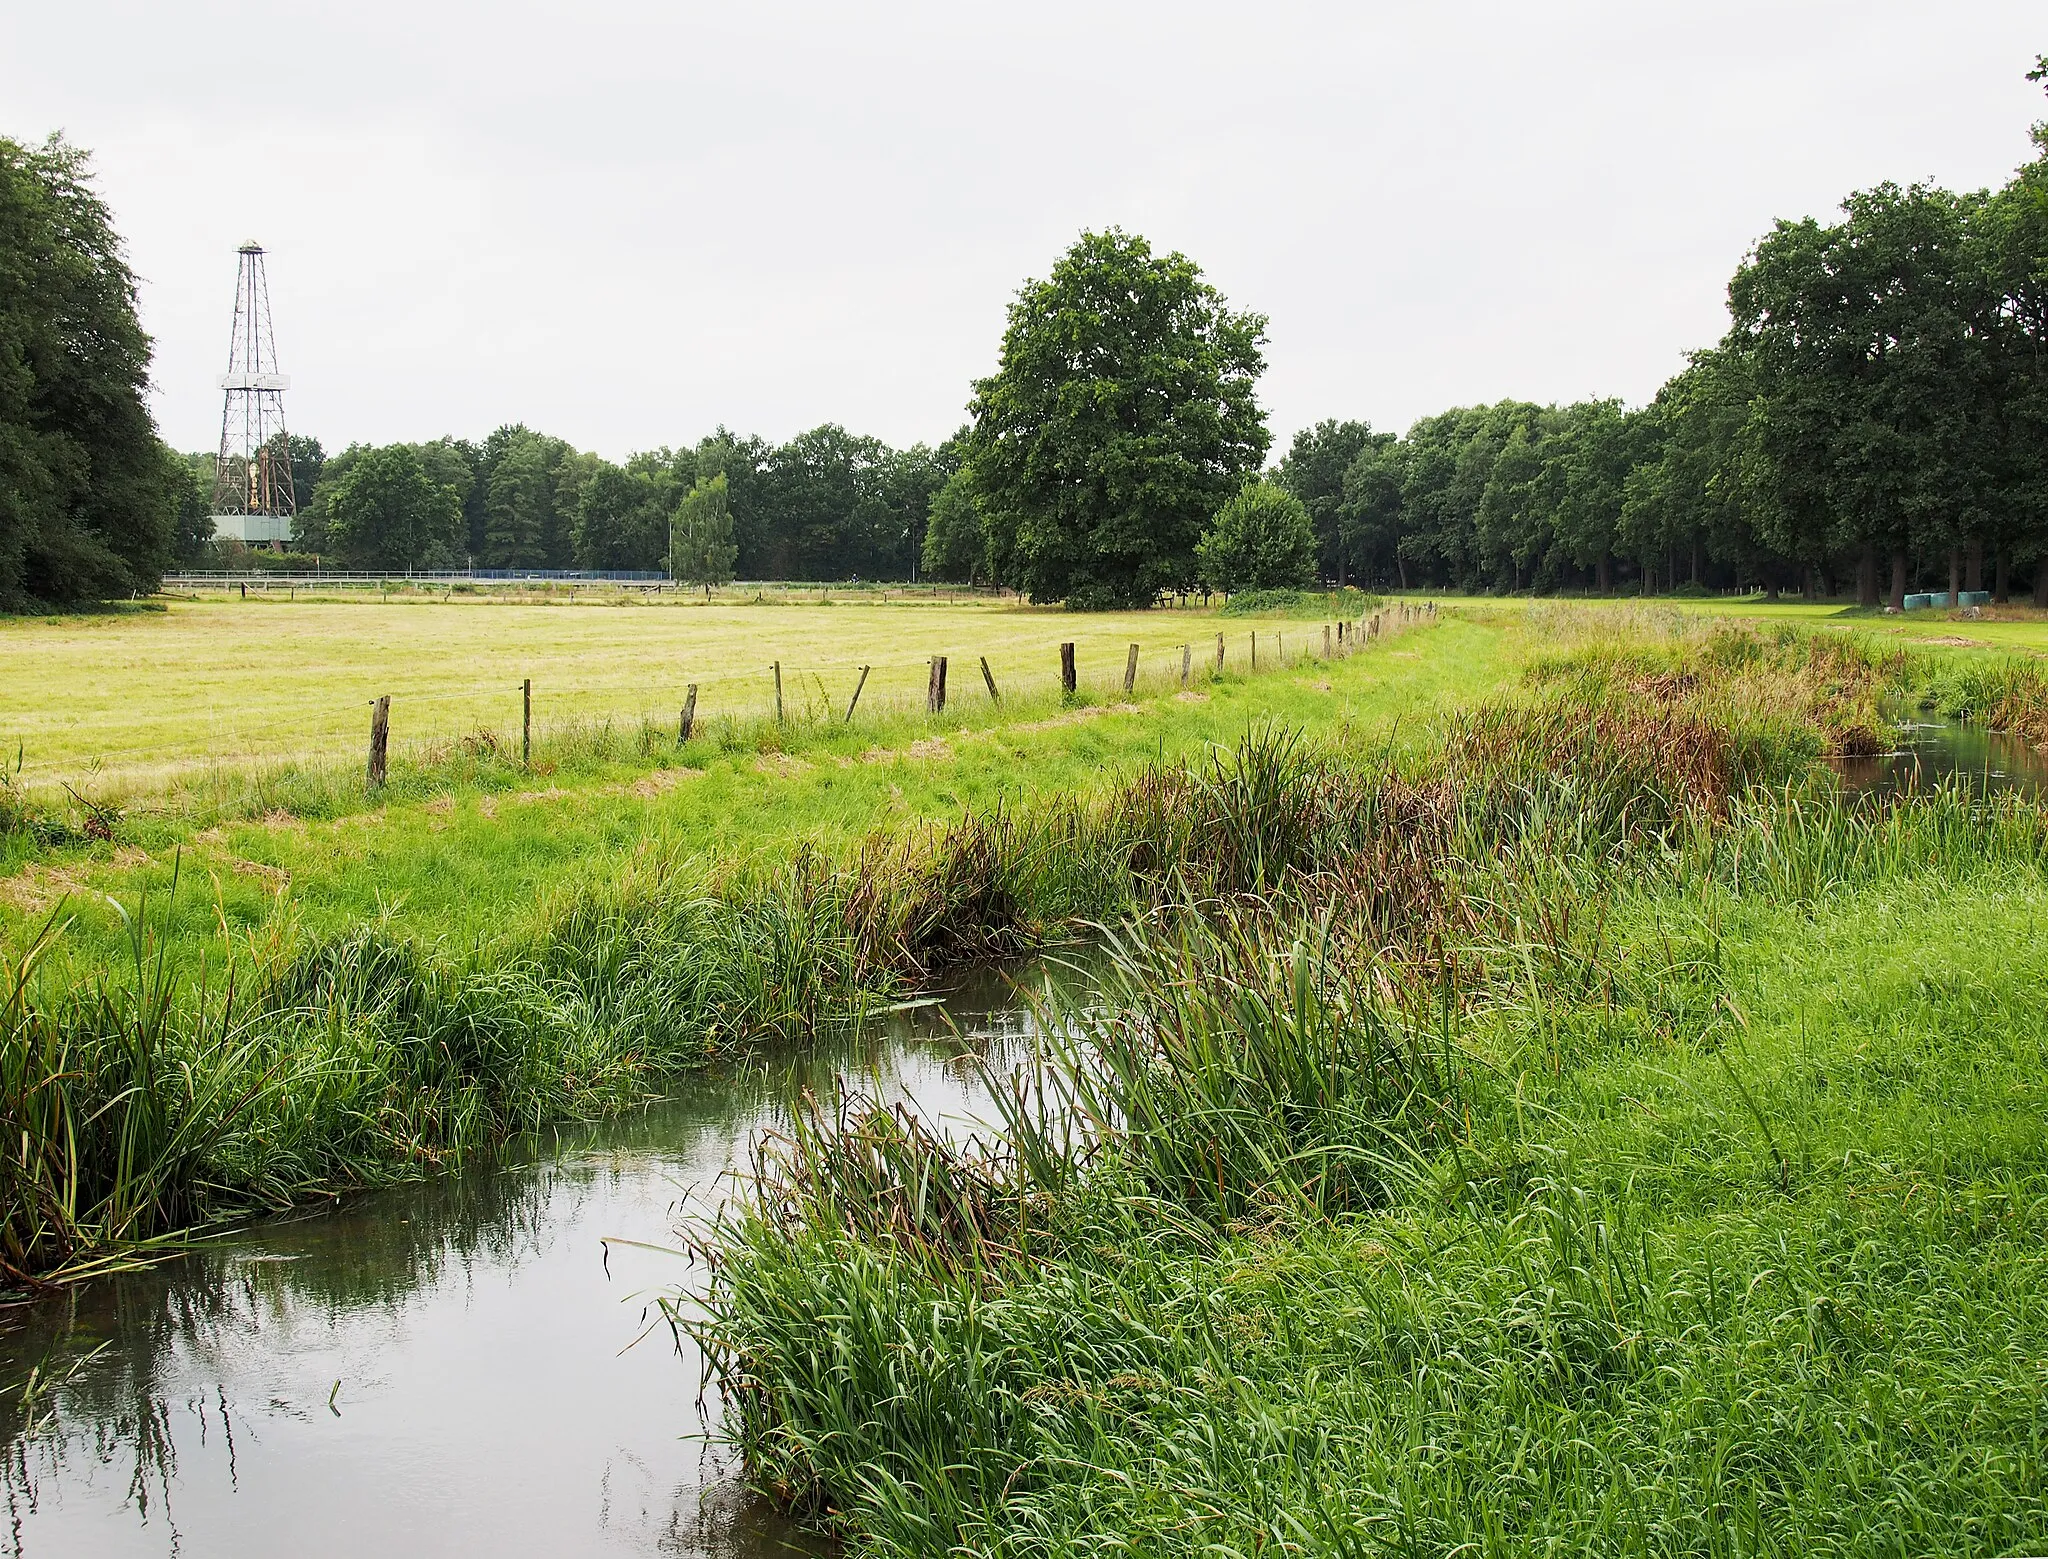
[2034,559,2048,609]
[1995,546,2010,604]
[1691,544,1701,586]
[1858,544,1879,608]
[1966,539,1983,594]
[1889,548,1908,613]
[1947,549,1961,600]
[1396,555,1409,591]
[1597,554,1611,593]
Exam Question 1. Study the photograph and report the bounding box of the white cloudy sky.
[7,2,2043,460]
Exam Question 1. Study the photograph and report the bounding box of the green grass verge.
[690,629,2048,1556]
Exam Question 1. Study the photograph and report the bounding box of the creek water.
[0,972,1040,1558]
[1828,718,2048,797]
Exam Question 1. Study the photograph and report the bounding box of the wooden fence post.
[367,696,390,788]
[522,678,532,765]
[928,655,948,714]
[1215,632,1225,673]
[1060,642,1076,695]
[1123,643,1139,695]
[1323,624,1333,658]
[679,683,697,744]
[773,661,784,722]
[1251,632,1258,672]
[1180,644,1191,686]
[844,664,871,722]
[980,656,1001,702]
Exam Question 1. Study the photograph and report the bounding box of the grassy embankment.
[692,618,2048,1556]
[0,598,1456,1283]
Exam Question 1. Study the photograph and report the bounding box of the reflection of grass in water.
[695,633,2048,1555]
[0,1057,785,1526]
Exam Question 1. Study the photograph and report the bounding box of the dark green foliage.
[1196,480,1319,593]
[1313,64,2048,600]
[481,425,571,568]
[0,136,181,610]
[323,444,464,569]
[573,459,674,572]
[1277,418,1386,585]
[967,229,1270,609]
[919,468,985,583]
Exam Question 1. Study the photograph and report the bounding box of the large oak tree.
[966,230,1269,609]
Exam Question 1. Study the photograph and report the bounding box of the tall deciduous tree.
[920,469,986,583]
[669,472,737,592]
[1277,419,1378,585]
[967,229,1269,609]
[324,444,463,569]
[1729,183,1996,610]
[0,135,179,609]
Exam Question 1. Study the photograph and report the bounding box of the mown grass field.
[0,591,1357,792]
[1,607,1483,963]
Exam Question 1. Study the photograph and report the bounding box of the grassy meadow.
[0,588,1362,792]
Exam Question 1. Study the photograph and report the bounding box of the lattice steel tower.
[211,242,296,542]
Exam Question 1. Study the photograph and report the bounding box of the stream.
[1828,717,2048,797]
[0,971,1040,1557]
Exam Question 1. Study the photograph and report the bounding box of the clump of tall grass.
[1916,653,2048,748]
[0,872,293,1283]
[1524,615,1897,757]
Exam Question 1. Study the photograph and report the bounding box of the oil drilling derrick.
[210,242,296,545]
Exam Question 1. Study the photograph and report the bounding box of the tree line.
[1267,150,2048,606]
[923,57,2048,610]
[270,424,961,582]
[6,57,2044,611]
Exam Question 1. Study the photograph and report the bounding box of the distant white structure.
[210,243,296,547]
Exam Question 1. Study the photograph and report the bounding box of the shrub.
[1197,480,1318,594]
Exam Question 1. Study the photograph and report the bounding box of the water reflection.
[1830,719,2048,798]
[0,969,1043,1558]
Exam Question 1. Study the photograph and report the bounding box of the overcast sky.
[7,2,2044,461]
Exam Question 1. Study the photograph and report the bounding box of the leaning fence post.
[773,661,784,723]
[928,655,948,714]
[1123,643,1139,695]
[367,696,391,788]
[522,678,532,765]
[679,683,697,744]
[1060,642,1076,696]
[1180,644,1191,686]
[844,664,871,722]
[980,656,1001,703]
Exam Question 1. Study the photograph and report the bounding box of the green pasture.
[1,609,1494,969]
[0,592,1362,793]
